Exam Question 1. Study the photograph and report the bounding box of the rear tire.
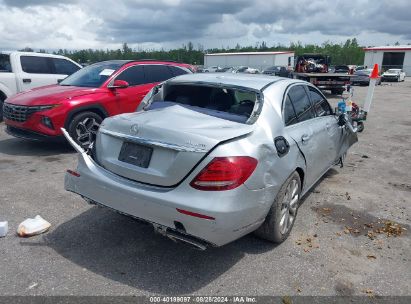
[254,171,301,243]
[68,111,103,149]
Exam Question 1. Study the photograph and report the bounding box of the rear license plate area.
[118,142,153,168]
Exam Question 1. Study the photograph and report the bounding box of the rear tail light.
[190,156,258,191]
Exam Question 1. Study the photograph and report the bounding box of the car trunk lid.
[95,105,254,186]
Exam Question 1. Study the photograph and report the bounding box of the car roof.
[90,59,191,67]
[167,73,294,91]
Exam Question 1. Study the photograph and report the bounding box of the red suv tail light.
[190,156,258,191]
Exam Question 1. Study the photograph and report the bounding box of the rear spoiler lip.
[61,128,85,154]
[99,128,209,153]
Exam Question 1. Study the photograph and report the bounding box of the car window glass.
[288,85,315,122]
[116,65,145,86]
[234,91,256,104]
[154,84,258,124]
[52,58,80,75]
[145,65,174,83]
[0,54,12,72]
[284,94,298,126]
[20,56,52,74]
[308,86,332,117]
[169,66,188,77]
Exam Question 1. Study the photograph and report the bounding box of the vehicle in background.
[4,60,192,148]
[292,54,354,95]
[215,67,233,73]
[262,66,290,77]
[0,51,82,121]
[382,69,406,82]
[351,68,382,86]
[355,65,366,71]
[64,73,358,248]
[203,66,220,72]
[232,66,260,74]
[334,65,351,74]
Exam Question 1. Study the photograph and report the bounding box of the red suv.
[3,60,192,148]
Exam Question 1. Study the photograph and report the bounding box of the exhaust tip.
[166,230,208,251]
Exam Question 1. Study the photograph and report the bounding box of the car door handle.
[23,78,31,83]
[301,134,311,142]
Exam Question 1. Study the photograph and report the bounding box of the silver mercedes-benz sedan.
[63,73,357,249]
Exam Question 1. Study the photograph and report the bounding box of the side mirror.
[108,80,129,89]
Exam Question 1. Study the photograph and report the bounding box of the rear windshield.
[146,84,259,124]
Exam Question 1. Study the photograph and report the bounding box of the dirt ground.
[0,79,410,297]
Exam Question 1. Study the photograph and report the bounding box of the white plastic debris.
[17,215,51,237]
[0,221,8,237]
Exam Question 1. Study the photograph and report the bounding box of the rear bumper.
[65,152,272,247]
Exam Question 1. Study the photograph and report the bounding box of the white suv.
[0,51,82,121]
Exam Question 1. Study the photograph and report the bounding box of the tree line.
[21,38,372,66]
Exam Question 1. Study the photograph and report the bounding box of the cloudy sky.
[0,0,410,51]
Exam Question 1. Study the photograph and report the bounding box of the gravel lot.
[0,80,410,297]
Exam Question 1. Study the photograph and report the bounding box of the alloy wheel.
[279,178,299,235]
[75,117,100,146]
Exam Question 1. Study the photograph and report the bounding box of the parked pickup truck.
[0,51,82,121]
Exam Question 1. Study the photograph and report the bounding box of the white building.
[204,51,295,71]
[364,45,411,75]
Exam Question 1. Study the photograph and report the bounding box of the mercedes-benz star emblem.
[130,124,140,135]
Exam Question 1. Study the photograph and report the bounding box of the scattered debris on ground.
[0,221,8,237]
[295,235,320,252]
[17,215,51,237]
[312,204,409,240]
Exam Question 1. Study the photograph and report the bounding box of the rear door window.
[287,85,315,122]
[52,58,80,75]
[0,54,12,72]
[144,65,174,83]
[116,65,146,86]
[169,66,188,77]
[284,95,298,126]
[308,86,332,116]
[20,56,52,74]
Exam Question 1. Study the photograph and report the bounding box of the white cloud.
[0,0,410,51]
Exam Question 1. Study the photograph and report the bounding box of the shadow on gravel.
[0,138,73,156]
[44,207,277,294]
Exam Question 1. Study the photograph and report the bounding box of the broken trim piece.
[61,128,85,154]
[99,128,209,153]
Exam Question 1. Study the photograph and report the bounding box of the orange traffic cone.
[370,64,379,79]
